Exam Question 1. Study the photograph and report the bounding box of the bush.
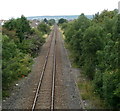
[58,18,68,25]
[62,11,120,107]
[37,22,50,35]
[103,70,120,107]
[2,16,46,97]
[48,19,55,26]
[2,35,32,95]
[3,15,31,42]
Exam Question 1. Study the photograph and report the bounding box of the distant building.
[29,19,40,28]
[0,20,4,26]
[118,1,120,14]
[0,20,8,32]
[0,20,7,26]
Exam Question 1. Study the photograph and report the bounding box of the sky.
[0,0,120,19]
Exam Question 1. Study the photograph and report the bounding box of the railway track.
[31,25,57,111]
[2,23,83,110]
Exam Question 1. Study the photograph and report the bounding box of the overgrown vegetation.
[61,10,120,108]
[58,18,68,25]
[37,22,51,35]
[78,76,106,108]
[2,15,51,97]
[43,18,56,26]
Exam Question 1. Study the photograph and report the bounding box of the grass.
[78,74,106,109]
[59,28,65,39]
[43,26,54,39]
[43,34,48,39]
[2,91,9,98]
[50,26,53,30]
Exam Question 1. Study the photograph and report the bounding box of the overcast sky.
[0,0,120,19]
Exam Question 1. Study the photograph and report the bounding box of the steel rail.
[31,30,53,111]
[51,28,56,111]
[31,27,56,111]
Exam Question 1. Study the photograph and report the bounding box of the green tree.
[82,25,103,79]
[58,18,68,25]
[43,18,48,24]
[48,19,55,26]
[37,22,50,35]
[2,35,32,96]
[62,11,120,107]
[3,15,31,42]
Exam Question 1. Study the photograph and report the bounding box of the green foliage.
[2,16,46,97]
[103,70,120,107]
[48,19,55,26]
[82,25,103,79]
[43,18,55,26]
[58,18,68,25]
[17,35,45,57]
[2,15,45,57]
[3,15,31,42]
[2,35,32,92]
[37,22,50,35]
[43,18,48,24]
[62,11,120,108]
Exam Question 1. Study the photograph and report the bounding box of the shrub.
[103,70,120,107]
[62,11,120,107]
[37,22,50,35]
[2,35,32,94]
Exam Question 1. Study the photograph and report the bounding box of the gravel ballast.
[2,26,84,110]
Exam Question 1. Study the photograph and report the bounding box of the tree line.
[2,15,52,97]
[61,10,120,108]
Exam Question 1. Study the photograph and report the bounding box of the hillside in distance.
[27,15,93,21]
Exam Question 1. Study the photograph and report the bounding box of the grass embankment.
[77,74,106,109]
